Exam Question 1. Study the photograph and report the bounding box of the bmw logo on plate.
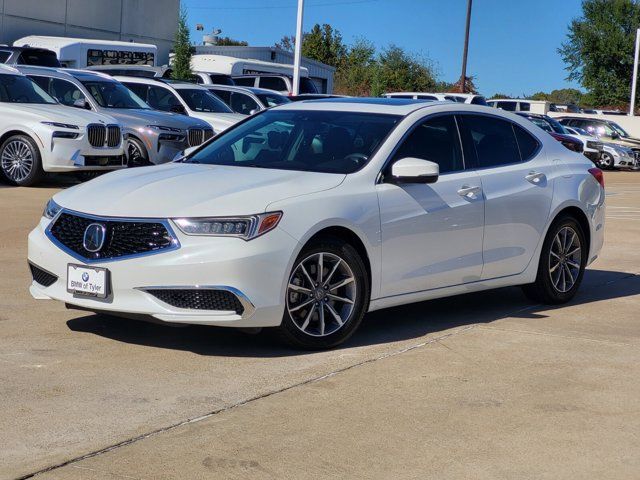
[82,272,90,282]
[83,223,107,253]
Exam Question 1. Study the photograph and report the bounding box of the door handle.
[525,171,546,184]
[457,185,482,198]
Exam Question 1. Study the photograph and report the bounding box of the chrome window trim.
[44,208,181,264]
[135,285,256,318]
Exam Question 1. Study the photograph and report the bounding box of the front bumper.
[43,137,125,172]
[28,216,299,328]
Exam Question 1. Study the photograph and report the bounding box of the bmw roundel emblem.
[82,272,90,282]
[83,223,106,253]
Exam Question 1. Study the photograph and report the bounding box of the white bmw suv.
[0,66,125,186]
[28,99,605,349]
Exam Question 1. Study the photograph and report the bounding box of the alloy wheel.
[127,142,145,167]
[598,153,613,169]
[286,252,357,337]
[1,139,34,182]
[548,226,582,293]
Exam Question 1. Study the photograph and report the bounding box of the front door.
[377,114,485,297]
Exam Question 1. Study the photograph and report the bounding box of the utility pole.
[630,28,640,116]
[460,0,473,93]
[292,0,305,96]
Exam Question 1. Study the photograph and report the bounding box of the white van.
[13,36,157,69]
[487,98,556,114]
[190,54,309,78]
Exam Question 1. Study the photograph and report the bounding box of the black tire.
[0,134,44,186]
[597,152,614,170]
[522,215,587,304]
[126,137,150,167]
[276,236,370,349]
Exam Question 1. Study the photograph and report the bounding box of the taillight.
[588,167,605,188]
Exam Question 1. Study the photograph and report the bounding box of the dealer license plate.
[67,264,109,298]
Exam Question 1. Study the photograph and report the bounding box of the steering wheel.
[344,152,368,166]
[112,100,125,108]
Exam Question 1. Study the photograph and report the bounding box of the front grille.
[84,155,126,167]
[107,125,121,147]
[587,141,603,151]
[146,289,244,314]
[48,212,176,261]
[188,128,213,147]
[87,124,106,147]
[29,263,57,287]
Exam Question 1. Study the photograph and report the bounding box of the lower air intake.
[29,263,58,287]
[145,288,245,314]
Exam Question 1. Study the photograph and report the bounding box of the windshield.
[545,116,569,134]
[186,110,400,174]
[610,122,630,137]
[0,74,57,104]
[81,80,149,109]
[175,88,233,113]
[257,93,291,108]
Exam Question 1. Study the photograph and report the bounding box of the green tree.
[559,0,640,107]
[215,36,248,46]
[171,5,192,81]
[529,88,584,104]
[276,24,346,68]
[372,44,437,96]
[334,38,376,96]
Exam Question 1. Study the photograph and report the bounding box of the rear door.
[458,114,553,279]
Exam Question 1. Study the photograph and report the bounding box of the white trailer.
[13,36,157,69]
[190,54,309,77]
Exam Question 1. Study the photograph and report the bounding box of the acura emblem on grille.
[83,223,106,252]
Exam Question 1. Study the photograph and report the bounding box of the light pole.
[292,0,305,96]
[460,0,473,93]
[630,28,640,116]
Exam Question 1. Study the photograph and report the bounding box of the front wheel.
[276,237,370,349]
[522,215,587,304]
[597,152,614,170]
[0,135,44,186]
[127,137,150,167]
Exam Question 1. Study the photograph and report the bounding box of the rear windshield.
[175,88,233,113]
[0,74,57,104]
[299,77,318,94]
[186,110,400,174]
[17,49,60,67]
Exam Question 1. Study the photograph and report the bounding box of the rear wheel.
[276,236,369,349]
[0,135,44,186]
[522,215,587,304]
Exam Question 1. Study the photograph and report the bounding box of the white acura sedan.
[28,98,605,349]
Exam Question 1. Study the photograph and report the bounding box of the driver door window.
[49,78,86,106]
[147,85,181,112]
[391,115,464,173]
[230,92,260,115]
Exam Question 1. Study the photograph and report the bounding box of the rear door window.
[233,76,256,87]
[460,115,522,168]
[0,51,11,63]
[259,76,288,91]
[496,101,517,111]
[513,124,541,161]
[519,102,531,112]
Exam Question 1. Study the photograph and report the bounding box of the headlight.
[173,212,282,240]
[43,199,61,219]
[144,125,182,133]
[41,122,79,130]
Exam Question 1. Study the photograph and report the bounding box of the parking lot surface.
[1,172,639,479]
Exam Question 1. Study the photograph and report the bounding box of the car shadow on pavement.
[66,269,639,357]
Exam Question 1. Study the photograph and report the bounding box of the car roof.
[205,85,284,96]
[113,76,209,91]
[15,66,117,81]
[274,97,446,115]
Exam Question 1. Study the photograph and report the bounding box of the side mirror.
[389,157,439,184]
[170,104,187,114]
[73,98,90,110]
[610,131,619,139]
[249,108,260,115]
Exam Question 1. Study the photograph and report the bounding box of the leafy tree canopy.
[171,5,192,81]
[559,0,640,106]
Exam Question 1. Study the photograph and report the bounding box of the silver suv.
[17,66,213,166]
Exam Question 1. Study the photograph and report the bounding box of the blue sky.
[182,0,584,96]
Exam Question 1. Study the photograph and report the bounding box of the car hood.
[190,112,245,132]
[0,103,117,127]
[53,162,345,218]
[102,108,210,130]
